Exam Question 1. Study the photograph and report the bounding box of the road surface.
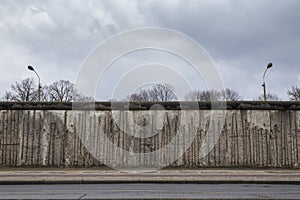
[0,183,299,199]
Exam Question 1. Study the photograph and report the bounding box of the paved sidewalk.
[0,168,300,184]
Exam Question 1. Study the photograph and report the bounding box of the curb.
[1,169,300,185]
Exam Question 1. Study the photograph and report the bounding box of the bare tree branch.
[219,88,241,101]
[128,83,177,102]
[287,85,300,101]
[47,80,74,102]
[256,93,280,101]
[185,89,241,101]
[2,78,37,101]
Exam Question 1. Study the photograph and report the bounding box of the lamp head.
[28,65,34,71]
[267,63,273,69]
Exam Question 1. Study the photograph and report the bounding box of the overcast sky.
[1,0,299,100]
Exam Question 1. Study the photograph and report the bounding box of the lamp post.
[27,65,41,102]
[262,63,273,102]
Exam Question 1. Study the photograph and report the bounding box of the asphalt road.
[0,183,299,199]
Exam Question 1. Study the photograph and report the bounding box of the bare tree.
[151,84,177,101]
[2,78,38,101]
[2,91,14,101]
[184,90,220,101]
[256,93,280,101]
[185,88,241,101]
[200,90,218,101]
[128,83,177,102]
[184,90,202,101]
[46,80,74,102]
[220,88,241,101]
[287,86,300,101]
[72,89,95,102]
[128,90,150,101]
[39,86,52,102]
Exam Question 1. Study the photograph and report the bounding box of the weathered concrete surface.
[0,102,300,168]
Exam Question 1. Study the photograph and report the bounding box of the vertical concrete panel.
[2,111,8,165]
[23,111,30,165]
[0,111,3,166]
[17,111,23,166]
[290,111,297,167]
[270,110,280,167]
[43,111,51,166]
[276,111,284,167]
[7,110,13,165]
[31,111,41,166]
[287,111,293,167]
[296,111,300,167]
[194,114,202,166]
[281,111,288,167]
[24,110,34,166]
[67,112,75,165]
[294,111,299,167]
[12,111,18,166]
[218,116,226,167]
[12,110,19,166]
[223,114,230,167]
[231,111,238,166]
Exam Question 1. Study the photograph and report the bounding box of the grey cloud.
[1,0,299,100]
[137,0,300,99]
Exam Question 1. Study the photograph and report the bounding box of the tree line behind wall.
[127,83,300,101]
[2,78,300,102]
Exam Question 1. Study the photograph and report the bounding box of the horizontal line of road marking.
[1,191,299,195]
[1,174,300,177]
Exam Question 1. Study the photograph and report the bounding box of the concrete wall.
[0,102,300,168]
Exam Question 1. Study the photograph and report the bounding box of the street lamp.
[262,63,273,102]
[27,65,41,102]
